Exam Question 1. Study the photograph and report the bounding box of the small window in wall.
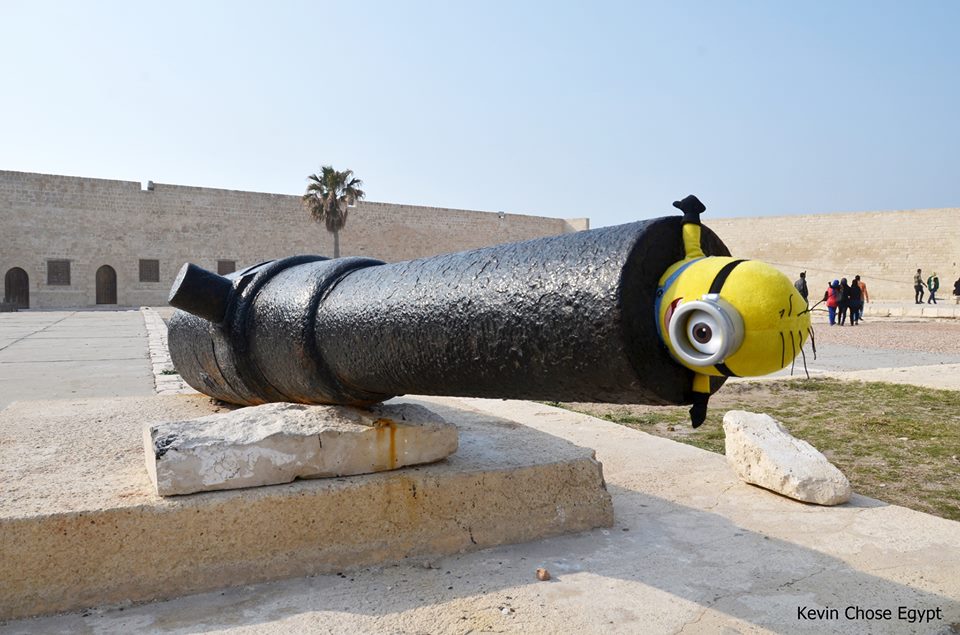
[217,260,236,275]
[47,259,71,286]
[139,259,160,282]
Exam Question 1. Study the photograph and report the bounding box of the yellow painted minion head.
[656,257,811,378]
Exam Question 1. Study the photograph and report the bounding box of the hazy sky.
[2,1,958,226]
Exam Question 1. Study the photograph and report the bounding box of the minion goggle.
[667,293,745,368]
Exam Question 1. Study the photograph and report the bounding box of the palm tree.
[302,166,366,258]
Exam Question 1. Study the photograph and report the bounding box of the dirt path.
[810,317,960,353]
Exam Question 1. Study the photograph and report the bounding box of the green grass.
[563,378,960,521]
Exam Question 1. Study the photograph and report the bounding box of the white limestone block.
[722,410,851,505]
[144,402,458,496]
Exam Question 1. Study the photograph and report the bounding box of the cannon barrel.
[167,217,730,407]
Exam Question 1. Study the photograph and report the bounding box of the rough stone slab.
[144,402,459,496]
[723,409,852,505]
[0,394,612,621]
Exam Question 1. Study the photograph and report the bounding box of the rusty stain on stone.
[374,418,398,469]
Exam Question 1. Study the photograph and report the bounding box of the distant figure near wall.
[794,271,808,304]
[854,275,868,322]
[846,277,862,326]
[837,278,851,326]
[914,268,927,304]
[927,272,940,304]
[824,281,838,325]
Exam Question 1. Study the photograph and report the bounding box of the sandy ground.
[810,317,960,354]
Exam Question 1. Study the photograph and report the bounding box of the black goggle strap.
[708,259,748,377]
[708,259,748,295]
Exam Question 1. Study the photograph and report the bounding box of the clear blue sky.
[2,1,958,226]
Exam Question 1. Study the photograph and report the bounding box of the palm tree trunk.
[333,230,340,259]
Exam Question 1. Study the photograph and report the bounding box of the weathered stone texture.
[0,171,587,308]
[144,402,459,496]
[723,410,851,505]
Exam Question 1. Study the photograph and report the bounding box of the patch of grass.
[597,412,668,427]
[562,378,960,521]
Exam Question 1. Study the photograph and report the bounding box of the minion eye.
[667,296,745,367]
[692,323,711,343]
[686,313,720,354]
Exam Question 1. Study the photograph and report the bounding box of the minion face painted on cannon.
[657,195,811,428]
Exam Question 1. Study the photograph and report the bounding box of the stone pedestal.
[0,394,613,621]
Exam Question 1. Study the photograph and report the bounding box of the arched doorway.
[4,267,29,309]
[95,265,117,305]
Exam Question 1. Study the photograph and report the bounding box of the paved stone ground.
[0,310,155,409]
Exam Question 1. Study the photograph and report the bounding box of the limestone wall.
[0,171,586,308]
[706,209,959,303]
[2,169,956,308]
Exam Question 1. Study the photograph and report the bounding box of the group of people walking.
[913,269,941,304]
[792,272,868,326]
[823,275,867,326]
[794,269,958,322]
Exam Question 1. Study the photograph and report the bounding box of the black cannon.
[167,217,731,408]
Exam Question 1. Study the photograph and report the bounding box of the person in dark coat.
[914,268,926,303]
[837,278,850,326]
[794,271,809,304]
[846,276,862,325]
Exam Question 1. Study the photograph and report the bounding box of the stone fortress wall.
[0,171,587,309]
[2,169,957,308]
[706,209,959,304]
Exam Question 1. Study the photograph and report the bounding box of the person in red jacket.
[823,280,839,325]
